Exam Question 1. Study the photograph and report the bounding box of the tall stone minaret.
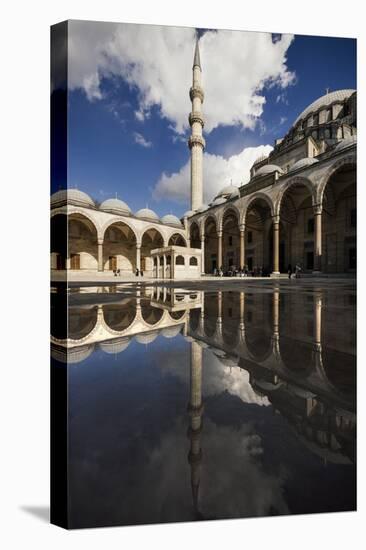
[188,38,205,212]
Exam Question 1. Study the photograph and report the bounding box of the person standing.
[287,263,292,279]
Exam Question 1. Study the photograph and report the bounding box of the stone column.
[163,255,167,280]
[313,205,322,273]
[239,224,245,269]
[66,256,70,270]
[200,233,205,275]
[97,239,104,272]
[314,293,322,352]
[217,230,223,269]
[136,243,141,273]
[272,215,280,276]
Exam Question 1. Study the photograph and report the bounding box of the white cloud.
[68,21,295,134]
[133,132,152,148]
[153,144,273,204]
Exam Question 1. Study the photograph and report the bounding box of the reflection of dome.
[161,214,182,227]
[255,164,283,177]
[135,208,160,221]
[334,135,357,152]
[135,331,159,344]
[51,344,95,364]
[183,210,194,218]
[216,185,240,199]
[161,325,182,338]
[100,198,131,215]
[293,89,355,125]
[99,337,131,354]
[288,157,319,173]
[51,189,95,208]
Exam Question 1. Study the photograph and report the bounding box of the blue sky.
[55,23,356,218]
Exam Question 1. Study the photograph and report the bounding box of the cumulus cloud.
[133,131,152,148]
[68,21,295,134]
[153,144,273,204]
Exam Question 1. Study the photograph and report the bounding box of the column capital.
[239,223,246,233]
[97,238,104,245]
[313,203,323,215]
[272,214,280,225]
[217,230,223,238]
[136,242,141,249]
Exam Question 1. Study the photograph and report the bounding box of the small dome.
[135,331,159,345]
[216,184,240,198]
[196,204,208,213]
[161,214,182,227]
[51,189,95,208]
[135,208,160,222]
[100,198,131,215]
[293,89,355,126]
[253,154,268,167]
[161,325,182,338]
[335,135,357,152]
[288,157,319,173]
[255,164,283,177]
[211,196,227,206]
[183,210,195,218]
[99,337,131,354]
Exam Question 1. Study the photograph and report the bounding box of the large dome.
[100,198,131,215]
[294,89,355,126]
[135,208,160,222]
[255,164,283,177]
[51,189,95,208]
[288,157,319,173]
[161,214,182,227]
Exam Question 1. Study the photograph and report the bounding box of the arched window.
[176,255,185,265]
[189,256,198,266]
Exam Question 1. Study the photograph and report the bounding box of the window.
[307,218,314,234]
[247,231,253,244]
[350,208,356,228]
[228,236,233,246]
[176,255,185,265]
[189,256,198,266]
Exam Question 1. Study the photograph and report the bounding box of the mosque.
[51,40,357,279]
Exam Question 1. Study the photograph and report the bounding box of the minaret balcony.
[189,86,205,102]
[188,135,206,150]
[189,111,205,127]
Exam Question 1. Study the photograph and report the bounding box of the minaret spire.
[188,37,205,211]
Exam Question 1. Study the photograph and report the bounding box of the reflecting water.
[51,281,356,528]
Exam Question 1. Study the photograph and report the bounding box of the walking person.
[135,268,139,277]
[287,263,292,279]
[295,263,301,279]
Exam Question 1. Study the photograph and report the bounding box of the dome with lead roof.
[196,204,208,213]
[255,164,283,177]
[183,210,195,218]
[293,89,355,126]
[100,198,131,215]
[161,214,183,227]
[135,208,160,222]
[288,157,319,173]
[334,135,357,152]
[211,197,227,207]
[216,184,240,198]
[51,189,95,208]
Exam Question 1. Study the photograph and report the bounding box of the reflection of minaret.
[189,38,205,211]
[272,288,280,357]
[314,293,322,352]
[187,340,204,517]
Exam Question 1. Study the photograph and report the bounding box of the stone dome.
[217,184,240,198]
[99,337,131,354]
[183,210,194,218]
[196,204,208,213]
[255,164,283,177]
[288,157,319,173]
[211,197,227,206]
[135,208,160,222]
[294,89,355,126]
[335,135,357,152]
[253,154,268,166]
[100,198,131,215]
[135,331,159,345]
[161,214,182,227]
[51,189,95,208]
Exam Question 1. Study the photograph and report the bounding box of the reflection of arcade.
[186,288,355,516]
[51,288,203,363]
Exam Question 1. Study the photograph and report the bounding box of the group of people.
[287,263,302,279]
[213,265,271,278]
[135,268,144,277]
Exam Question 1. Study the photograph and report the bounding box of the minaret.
[188,38,205,212]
